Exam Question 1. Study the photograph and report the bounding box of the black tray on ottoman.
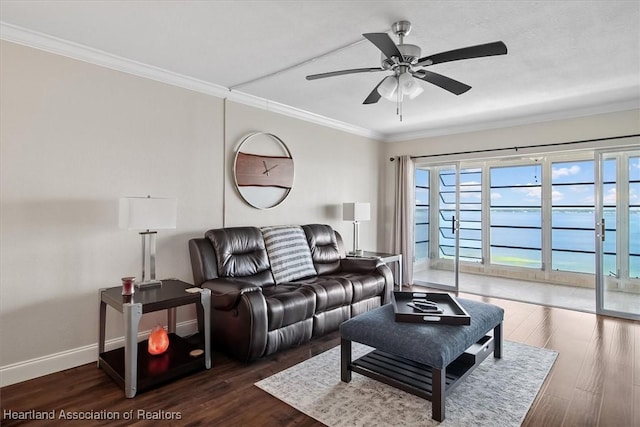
[392,291,471,325]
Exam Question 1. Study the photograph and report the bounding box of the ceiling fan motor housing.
[381,44,422,69]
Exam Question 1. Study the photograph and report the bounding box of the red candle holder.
[121,276,135,295]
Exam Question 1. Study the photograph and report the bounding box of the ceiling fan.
[306,21,507,119]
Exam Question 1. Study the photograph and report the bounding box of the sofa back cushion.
[261,225,317,284]
[302,224,341,275]
[206,227,274,286]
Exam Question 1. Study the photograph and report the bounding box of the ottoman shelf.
[340,298,504,422]
[344,334,495,402]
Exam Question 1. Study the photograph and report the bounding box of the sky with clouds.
[417,156,640,208]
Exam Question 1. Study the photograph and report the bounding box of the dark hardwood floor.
[1,290,638,426]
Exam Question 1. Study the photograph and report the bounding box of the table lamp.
[343,202,370,255]
[119,196,177,288]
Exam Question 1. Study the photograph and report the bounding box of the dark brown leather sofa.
[189,224,393,361]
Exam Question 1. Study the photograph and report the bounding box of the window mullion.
[618,154,629,281]
[481,161,490,267]
[542,158,552,276]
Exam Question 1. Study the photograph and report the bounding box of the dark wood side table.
[98,279,211,398]
[347,251,403,291]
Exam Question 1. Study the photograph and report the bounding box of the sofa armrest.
[201,278,262,311]
[340,258,394,304]
[340,257,384,273]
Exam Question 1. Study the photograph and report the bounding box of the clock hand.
[262,162,279,176]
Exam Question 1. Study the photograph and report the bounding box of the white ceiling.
[1,1,639,141]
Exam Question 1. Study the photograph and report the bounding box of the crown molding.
[381,99,640,142]
[226,89,381,139]
[0,22,382,141]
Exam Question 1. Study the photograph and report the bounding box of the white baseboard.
[0,320,199,387]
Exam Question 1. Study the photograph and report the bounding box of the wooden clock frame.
[233,132,294,209]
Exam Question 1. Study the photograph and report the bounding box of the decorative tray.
[392,291,471,325]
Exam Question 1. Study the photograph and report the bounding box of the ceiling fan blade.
[363,33,404,60]
[413,70,471,95]
[306,67,384,80]
[416,41,507,66]
[363,78,385,104]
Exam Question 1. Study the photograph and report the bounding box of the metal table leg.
[98,289,107,366]
[167,307,177,334]
[200,288,212,369]
[123,302,142,398]
[397,255,403,291]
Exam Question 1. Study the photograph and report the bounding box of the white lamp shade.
[119,197,177,230]
[377,76,398,100]
[343,202,371,221]
[398,72,414,92]
[407,84,424,99]
[399,73,424,99]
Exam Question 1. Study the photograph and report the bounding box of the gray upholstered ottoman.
[340,298,504,422]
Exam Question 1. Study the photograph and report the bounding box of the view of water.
[417,208,640,277]
[415,154,639,278]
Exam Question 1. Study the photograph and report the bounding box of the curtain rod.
[389,133,640,161]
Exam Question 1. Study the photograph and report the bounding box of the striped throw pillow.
[261,225,317,284]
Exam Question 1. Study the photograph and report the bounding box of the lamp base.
[348,250,364,256]
[135,279,163,289]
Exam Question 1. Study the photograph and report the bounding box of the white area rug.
[255,341,557,426]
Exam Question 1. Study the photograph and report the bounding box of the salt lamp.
[148,325,169,355]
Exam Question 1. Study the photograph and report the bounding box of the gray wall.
[0,41,383,384]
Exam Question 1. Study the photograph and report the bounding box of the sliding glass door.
[411,146,639,319]
[595,148,640,320]
[413,163,487,292]
[413,163,460,291]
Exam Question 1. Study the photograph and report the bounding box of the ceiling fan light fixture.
[398,72,423,99]
[398,72,416,92]
[377,75,398,100]
[407,84,424,99]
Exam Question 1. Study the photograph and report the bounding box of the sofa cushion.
[262,285,316,331]
[206,227,272,285]
[262,225,317,284]
[325,271,386,304]
[293,276,353,312]
[302,224,341,275]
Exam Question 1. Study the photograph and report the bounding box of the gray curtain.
[393,155,415,287]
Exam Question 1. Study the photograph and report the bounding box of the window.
[436,168,483,262]
[415,168,429,262]
[603,158,617,277]
[490,165,542,269]
[551,160,595,273]
[629,156,639,278]
[459,168,482,262]
[438,168,456,259]
[413,149,639,294]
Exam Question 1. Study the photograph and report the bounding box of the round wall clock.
[233,132,294,209]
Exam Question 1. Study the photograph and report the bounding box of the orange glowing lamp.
[148,326,169,355]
